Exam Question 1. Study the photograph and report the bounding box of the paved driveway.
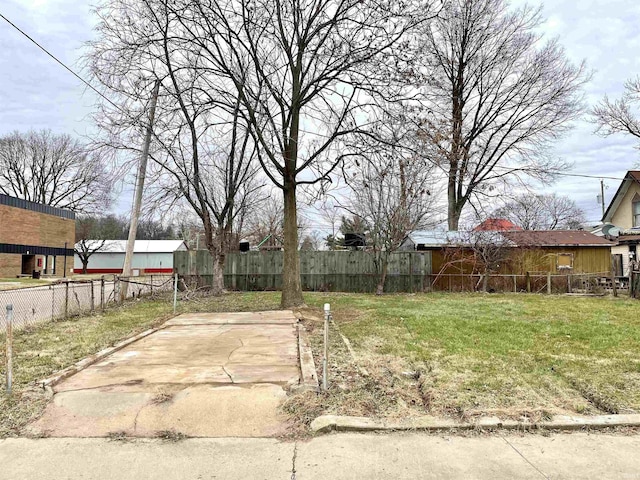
[29,311,304,438]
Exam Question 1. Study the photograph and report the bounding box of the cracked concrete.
[28,310,300,438]
[3,433,640,479]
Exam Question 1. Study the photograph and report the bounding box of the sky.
[1,0,640,226]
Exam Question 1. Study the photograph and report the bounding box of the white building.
[74,240,188,274]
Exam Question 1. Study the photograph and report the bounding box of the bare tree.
[74,215,129,273]
[592,77,640,146]
[88,0,262,294]
[492,193,586,230]
[346,107,439,294]
[460,230,512,292]
[408,0,588,230]
[242,194,284,249]
[163,0,435,306]
[0,130,112,213]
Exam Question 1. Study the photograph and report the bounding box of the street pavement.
[1,431,639,479]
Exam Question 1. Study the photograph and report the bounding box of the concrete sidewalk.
[1,432,639,479]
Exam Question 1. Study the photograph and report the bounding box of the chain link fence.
[0,275,174,333]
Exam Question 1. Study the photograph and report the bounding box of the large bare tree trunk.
[211,251,226,295]
[281,181,304,307]
[375,259,389,296]
[447,178,461,231]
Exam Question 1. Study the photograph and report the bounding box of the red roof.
[501,230,614,247]
[474,218,523,231]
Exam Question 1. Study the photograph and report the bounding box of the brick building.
[0,194,75,277]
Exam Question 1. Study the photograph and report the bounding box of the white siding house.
[74,240,188,274]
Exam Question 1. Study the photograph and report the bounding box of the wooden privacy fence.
[174,250,432,293]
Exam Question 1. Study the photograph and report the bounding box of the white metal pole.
[323,303,330,391]
[5,305,13,394]
[173,273,178,314]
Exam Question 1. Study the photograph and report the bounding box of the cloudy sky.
[1,0,640,223]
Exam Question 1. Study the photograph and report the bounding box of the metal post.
[150,275,154,296]
[173,273,179,314]
[547,272,552,295]
[5,305,13,394]
[64,280,69,318]
[90,280,95,312]
[322,303,330,392]
[100,276,105,310]
[63,241,68,279]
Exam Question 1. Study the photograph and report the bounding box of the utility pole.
[600,179,606,219]
[121,79,161,301]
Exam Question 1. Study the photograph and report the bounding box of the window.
[557,253,574,270]
[634,201,640,227]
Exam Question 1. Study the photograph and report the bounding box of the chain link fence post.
[64,280,69,319]
[90,280,95,312]
[100,276,105,310]
[5,304,13,394]
[173,273,178,314]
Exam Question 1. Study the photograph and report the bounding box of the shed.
[73,240,188,274]
[401,230,613,275]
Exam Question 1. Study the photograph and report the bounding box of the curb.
[310,413,640,434]
[292,323,320,393]
[39,326,166,389]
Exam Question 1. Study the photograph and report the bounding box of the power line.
[0,12,128,117]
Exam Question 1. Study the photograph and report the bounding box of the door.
[21,255,35,275]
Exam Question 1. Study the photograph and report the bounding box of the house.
[473,218,522,231]
[602,171,640,228]
[401,229,613,276]
[73,240,188,274]
[0,194,75,277]
[597,170,640,275]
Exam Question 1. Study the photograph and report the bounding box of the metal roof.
[406,230,613,248]
[500,230,614,247]
[406,231,470,247]
[74,240,188,253]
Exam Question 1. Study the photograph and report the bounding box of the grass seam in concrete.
[39,323,173,390]
[310,414,640,434]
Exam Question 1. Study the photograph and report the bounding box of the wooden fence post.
[526,272,531,293]
[547,272,551,295]
[611,259,618,298]
[567,274,573,294]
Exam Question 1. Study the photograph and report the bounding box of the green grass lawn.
[297,293,640,420]
[0,278,53,291]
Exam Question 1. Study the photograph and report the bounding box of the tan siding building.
[0,194,75,277]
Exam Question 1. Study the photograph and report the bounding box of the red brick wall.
[0,204,75,277]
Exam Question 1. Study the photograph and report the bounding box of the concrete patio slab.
[29,310,305,438]
[165,310,298,326]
